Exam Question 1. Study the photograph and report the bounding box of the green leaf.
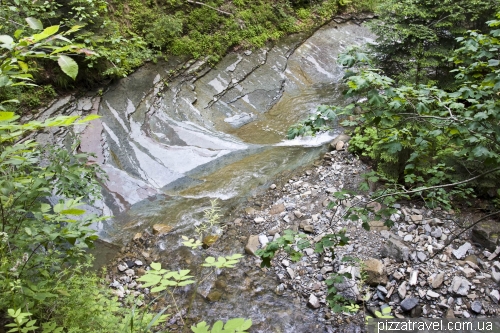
[212,320,224,333]
[150,262,162,271]
[57,55,78,80]
[191,321,210,333]
[60,208,85,215]
[33,25,59,42]
[25,17,43,30]
[0,35,14,49]
[0,111,17,122]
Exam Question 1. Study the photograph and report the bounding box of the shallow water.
[47,21,373,332]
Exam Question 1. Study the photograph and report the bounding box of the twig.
[431,210,500,259]
[186,0,233,16]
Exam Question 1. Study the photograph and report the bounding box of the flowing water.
[37,21,373,332]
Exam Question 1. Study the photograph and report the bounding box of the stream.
[35,21,373,332]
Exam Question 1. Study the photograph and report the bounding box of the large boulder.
[472,220,500,251]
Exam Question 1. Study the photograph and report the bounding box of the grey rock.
[304,248,314,256]
[258,235,269,247]
[417,252,427,262]
[427,290,440,298]
[118,264,128,272]
[400,297,419,311]
[286,267,295,279]
[308,293,321,309]
[377,285,388,295]
[449,276,471,296]
[431,227,443,238]
[489,290,500,304]
[380,233,410,262]
[124,269,135,277]
[471,301,482,314]
[491,266,500,283]
[134,260,143,266]
[334,277,360,301]
[453,242,472,260]
[403,235,413,242]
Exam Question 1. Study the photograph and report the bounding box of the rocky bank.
[107,135,500,332]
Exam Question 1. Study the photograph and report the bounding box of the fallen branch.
[186,0,233,16]
[431,210,500,259]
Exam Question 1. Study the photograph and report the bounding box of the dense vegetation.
[1,0,376,113]
[290,0,500,227]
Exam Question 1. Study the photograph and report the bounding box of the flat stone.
[463,267,475,278]
[400,297,419,311]
[293,210,303,218]
[254,217,265,223]
[363,258,388,286]
[286,267,295,279]
[427,290,440,298]
[152,224,173,235]
[368,220,388,231]
[430,272,444,288]
[245,235,260,255]
[377,285,388,295]
[398,281,407,299]
[124,269,135,277]
[449,276,471,296]
[270,203,285,215]
[403,235,413,242]
[410,215,423,223]
[308,293,321,309]
[453,242,472,260]
[381,233,410,262]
